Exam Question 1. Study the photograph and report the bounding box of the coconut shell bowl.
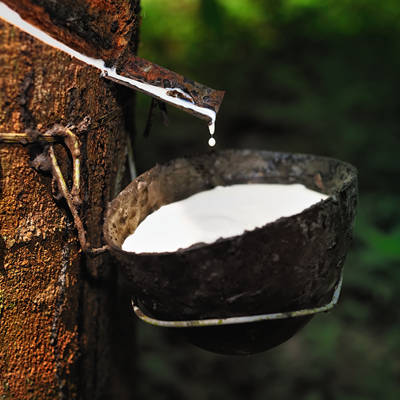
[103,149,358,355]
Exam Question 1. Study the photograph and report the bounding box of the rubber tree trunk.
[0,1,140,398]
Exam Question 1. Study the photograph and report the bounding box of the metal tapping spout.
[106,55,225,135]
[0,1,225,133]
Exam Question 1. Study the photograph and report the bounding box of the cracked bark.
[0,1,140,398]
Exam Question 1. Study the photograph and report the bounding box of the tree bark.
[1,0,140,64]
[0,2,139,398]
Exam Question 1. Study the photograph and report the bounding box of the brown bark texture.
[0,1,140,399]
[1,0,140,65]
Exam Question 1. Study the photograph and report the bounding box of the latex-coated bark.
[1,0,140,64]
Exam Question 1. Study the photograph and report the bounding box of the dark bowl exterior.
[183,316,313,355]
[104,149,357,354]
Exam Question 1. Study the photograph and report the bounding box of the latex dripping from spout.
[0,1,225,144]
[208,120,216,147]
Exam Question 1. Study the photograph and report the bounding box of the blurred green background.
[131,1,400,399]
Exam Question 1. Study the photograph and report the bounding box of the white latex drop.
[0,2,217,129]
[208,137,216,147]
[122,183,329,253]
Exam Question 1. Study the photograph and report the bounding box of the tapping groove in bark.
[0,1,140,398]
[1,0,141,64]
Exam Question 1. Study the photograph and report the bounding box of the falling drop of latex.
[208,121,216,147]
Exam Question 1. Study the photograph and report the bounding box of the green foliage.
[134,1,400,398]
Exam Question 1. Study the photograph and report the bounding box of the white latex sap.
[122,183,329,253]
[0,2,217,139]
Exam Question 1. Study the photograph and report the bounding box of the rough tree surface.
[0,1,140,398]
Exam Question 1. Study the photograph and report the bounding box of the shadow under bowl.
[104,149,358,355]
